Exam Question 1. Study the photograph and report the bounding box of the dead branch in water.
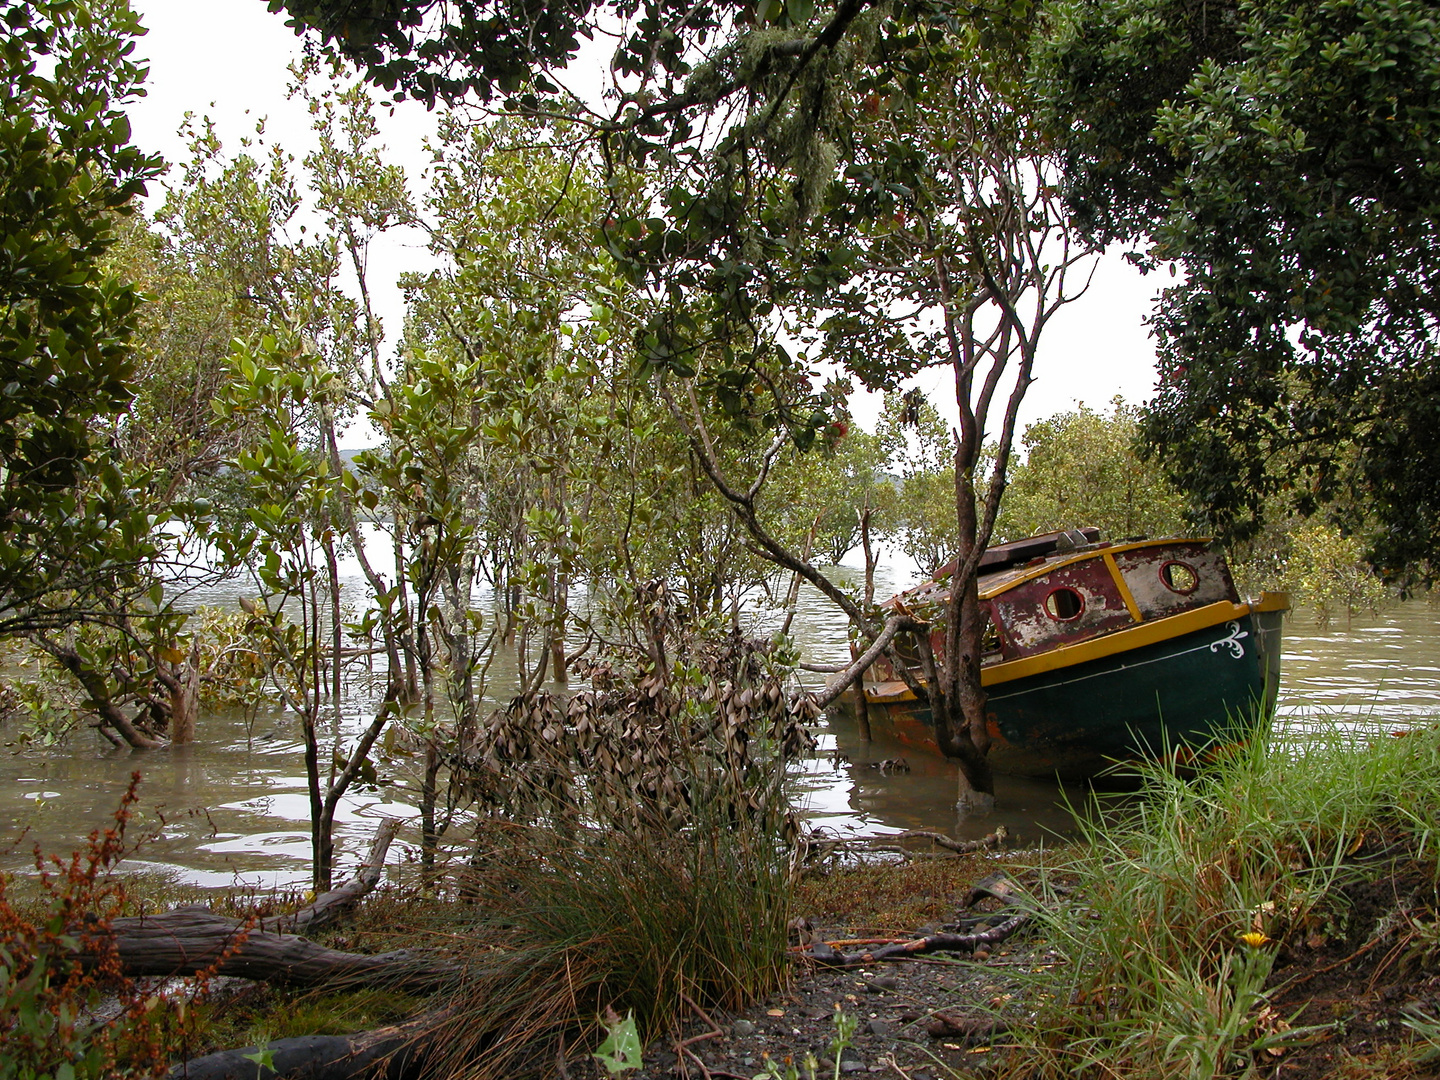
[800,826,1009,870]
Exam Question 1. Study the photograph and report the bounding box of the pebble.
[864,976,899,993]
[732,1019,756,1037]
[840,1061,866,1074]
[867,1019,894,1038]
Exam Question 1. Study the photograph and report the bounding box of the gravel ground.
[617,855,1057,1080]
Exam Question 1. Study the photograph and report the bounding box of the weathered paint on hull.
[864,608,1285,780]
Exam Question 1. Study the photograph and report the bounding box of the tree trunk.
[936,437,996,807]
[30,635,165,750]
[300,692,331,893]
[849,643,871,741]
[393,528,419,700]
[549,568,568,682]
[168,641,200,745]
[156,822,453,1079]
[101,910,443,989]
[323,525,344,714]
[952,574,995,810]
[420,739,441,879]
[87,820,448,992]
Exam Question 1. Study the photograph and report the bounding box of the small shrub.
[1285,521,1389,625]
[424,627,814,1079]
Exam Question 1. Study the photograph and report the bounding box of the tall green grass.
[1016,719,1440,1078]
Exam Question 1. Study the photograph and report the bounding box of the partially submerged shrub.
[459,621,816,844]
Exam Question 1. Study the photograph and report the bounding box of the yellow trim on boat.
[865,592,1290,704]
[1104,551,1144,623]
[976,538,1213,601]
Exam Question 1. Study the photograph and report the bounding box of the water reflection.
[795,709,1095,847]
[3,552,1437,888]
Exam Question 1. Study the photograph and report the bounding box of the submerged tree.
[642,15,1101,802]
[809,25,1102,800]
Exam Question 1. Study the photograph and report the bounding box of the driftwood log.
[94,819,452,991]
[803,911,1031,967]
[107,909,438,989]
[169,1006,450,1080]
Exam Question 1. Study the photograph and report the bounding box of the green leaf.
[593,1010,642,1075]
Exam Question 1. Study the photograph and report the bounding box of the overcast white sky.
[125,0,1164,441]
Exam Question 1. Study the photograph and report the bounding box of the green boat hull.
[865,608,1285,780]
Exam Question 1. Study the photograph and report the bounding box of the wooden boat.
[856,529,1289,779]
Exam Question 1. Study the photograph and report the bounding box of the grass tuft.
[427,801,793,1079]
[1010,719,1440,1079]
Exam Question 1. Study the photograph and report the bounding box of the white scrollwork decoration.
[1208,621,1248,660]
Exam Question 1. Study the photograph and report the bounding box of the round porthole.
[1044,586,1085,621]
[1160,560,1199,594]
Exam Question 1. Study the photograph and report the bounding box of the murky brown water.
[3,555,1437,889]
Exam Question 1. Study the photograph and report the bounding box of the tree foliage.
[875,390,958,577]
[0,0,163,634]
[997,397,1188,543]
[1038,0,1440,576]
[769,422,891,566]
[263,0,1112,798]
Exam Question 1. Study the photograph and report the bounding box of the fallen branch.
[804,912,1031,967]
[923,1011,1011,1042]
[807,827,1009,866]
[962,870,1021,909]
[267,817,402,935]
[100,909,448,990]
[895,827,1009,855]
[90,819,449,990]
[791,937,908,952]
[170,1006,450,1080]
[815,614,927,710]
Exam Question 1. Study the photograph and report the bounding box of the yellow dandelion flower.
[1240,931,1271,948]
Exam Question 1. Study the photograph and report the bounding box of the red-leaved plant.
[0,773,171,1079]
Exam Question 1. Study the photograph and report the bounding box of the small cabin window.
[1044,586,1085,621]
[1160,560,1199,595]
